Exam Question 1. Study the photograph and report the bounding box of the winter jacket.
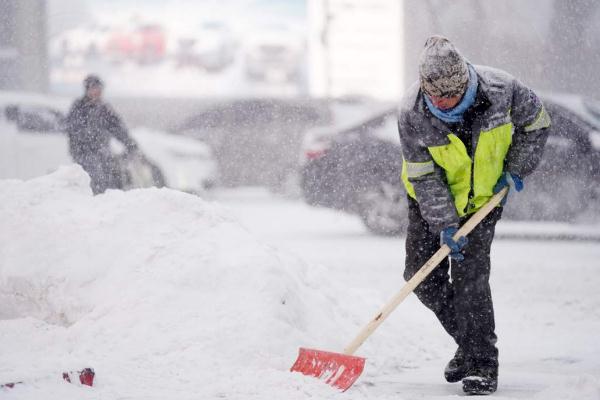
[65,97,138,161]
[398,65,551,233]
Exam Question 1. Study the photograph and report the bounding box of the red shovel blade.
[290,347,365,391]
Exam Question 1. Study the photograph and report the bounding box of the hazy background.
[1,0,600,194]
[1,0,599,101]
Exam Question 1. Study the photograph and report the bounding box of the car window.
[545,103,592,153]
[370,114,400,145]
[583,97,600,126]
[537,103,599,183]
[589,130,600,151]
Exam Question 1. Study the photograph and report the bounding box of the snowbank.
[0,166,358,399]
[3,166,600,400]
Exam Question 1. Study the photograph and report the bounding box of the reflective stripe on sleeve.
[405,160,434,178]
[524,105,551,132]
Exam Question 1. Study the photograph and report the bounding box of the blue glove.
[440,226,468,261]
[493,172,524,205]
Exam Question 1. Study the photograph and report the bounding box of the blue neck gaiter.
[424,65,478,124]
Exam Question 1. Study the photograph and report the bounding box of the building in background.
[0,0,48,92]
[402,0,600,100]
[1,0,598,100]
[307,0,403,101]
[308,0,600,102]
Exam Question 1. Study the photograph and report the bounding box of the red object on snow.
[79,368,95,386]
[62,368,95,387]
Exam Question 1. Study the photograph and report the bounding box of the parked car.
[299,95,600,235]
[132,24,167,65]
[4,104,66,133]
[244,25,304,83]
[507,95,600,221]
[300,107,406,235]
[49,25,111,64]
[1,102,217,193]
[174,21,237,72]
[176,98,330,190]
[127,128,219,193]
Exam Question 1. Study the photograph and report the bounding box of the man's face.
[86,85,103,101]
[427,94,462,110]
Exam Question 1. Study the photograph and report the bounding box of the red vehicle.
[106,24,166,64]
[135,24,166,64]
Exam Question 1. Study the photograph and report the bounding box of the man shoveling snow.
[398,35,551,394]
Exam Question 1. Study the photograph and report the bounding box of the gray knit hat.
[419,35,469,98]
[84,74,104,90]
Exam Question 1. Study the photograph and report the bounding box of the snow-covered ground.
[1,167,600,399]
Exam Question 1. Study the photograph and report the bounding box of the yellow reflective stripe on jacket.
[404,160,434,178]
[401,160,434,200]
[401,159,417,199]
[524,105,551,132]
[401,123,513,216]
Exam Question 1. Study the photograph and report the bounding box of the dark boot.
[462,363,498,395]
[444,347,471,383]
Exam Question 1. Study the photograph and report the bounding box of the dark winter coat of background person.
[65,96,138,194]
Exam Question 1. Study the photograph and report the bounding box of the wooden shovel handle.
[343,187,508,355]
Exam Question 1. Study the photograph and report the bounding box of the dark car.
[299,96,600,235]
[4,104,66,133]
[175,98,330,190]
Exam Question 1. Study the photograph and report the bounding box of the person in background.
[398,36,550,395]
[65,74,139,194]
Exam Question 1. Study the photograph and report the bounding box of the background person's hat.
[419,35,469,98]
[83,74,104,90]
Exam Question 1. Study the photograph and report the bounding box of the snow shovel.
[291,188,508,391]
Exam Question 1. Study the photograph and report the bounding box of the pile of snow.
[0,166,363,399]
[5,166,598,399]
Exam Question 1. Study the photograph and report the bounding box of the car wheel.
[357,181,407,236]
